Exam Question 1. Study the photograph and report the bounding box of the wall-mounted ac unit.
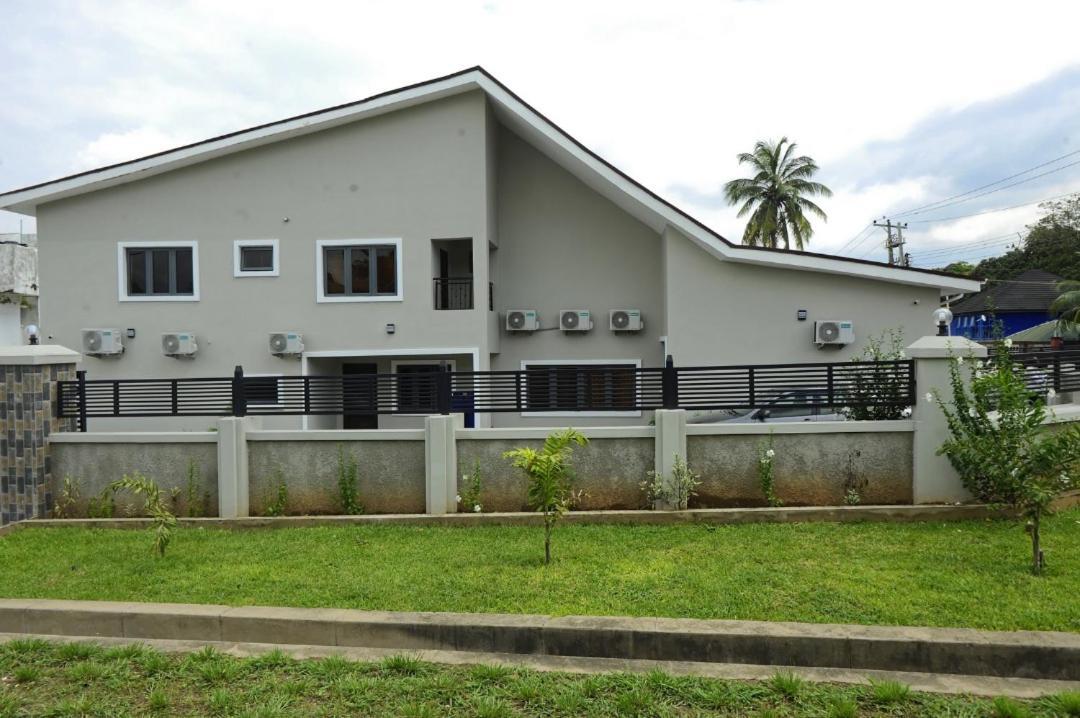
[269,331,304,356]
[560,309,593,332]
[162,332,198,357]
[82,328,123,356]
[609,309,643,332]
[814,320,854,347]
[506,309,539,332]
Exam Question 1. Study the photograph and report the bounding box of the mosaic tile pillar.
[0,346,81,525]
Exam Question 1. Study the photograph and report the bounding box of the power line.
[892,149,1080,218]
[910,233,1021,259]
[904,190,1079,224]
[834,223,875,254]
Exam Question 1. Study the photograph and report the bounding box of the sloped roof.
[1007,319,1080,342]
[0,67,980,294]
[952,269,1063,314]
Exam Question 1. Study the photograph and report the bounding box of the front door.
[342,363,379,429]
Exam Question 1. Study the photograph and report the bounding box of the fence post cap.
[0,344,82,366]
[905,335,988,359]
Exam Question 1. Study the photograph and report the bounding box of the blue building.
[950,269,1063,340]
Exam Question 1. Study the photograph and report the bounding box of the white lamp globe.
[932,307,953,325]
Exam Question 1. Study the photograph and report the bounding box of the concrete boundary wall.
[0,599,1075,681]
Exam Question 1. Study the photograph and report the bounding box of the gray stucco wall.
[248,440,426,515]
[686,431,913,507]
[663,227,942,367]
[456,436,653,512]
[36,91,492,432]
[50,441,218,517]
[489,126,665,426]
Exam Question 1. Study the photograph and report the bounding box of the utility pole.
[873,217,909,266]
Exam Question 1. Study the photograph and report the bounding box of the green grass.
[1,510,1078,632]
[1,640,1076,717]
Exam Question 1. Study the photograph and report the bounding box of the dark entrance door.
[342,363,378,429]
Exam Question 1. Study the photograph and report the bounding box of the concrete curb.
[13,503,1014,530]
[0,599,1076,681]
[2,633,1076,699]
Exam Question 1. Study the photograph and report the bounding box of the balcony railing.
[433,277,473,310]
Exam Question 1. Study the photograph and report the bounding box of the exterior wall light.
[25,323,40,345]
[932,307,953,337]
[386,323,396,335]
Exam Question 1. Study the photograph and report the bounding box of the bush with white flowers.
[842,329,913,421]
[641,453,701,510]
[757,435,782,507]
[932,340,1080,574]
[457,460,484,514]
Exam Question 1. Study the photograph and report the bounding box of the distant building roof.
[1007,319,1080,343]
[951,269,1063,314]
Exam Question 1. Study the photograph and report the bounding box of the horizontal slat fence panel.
[57,359,919,428]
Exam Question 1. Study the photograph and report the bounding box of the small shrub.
[265,473,288,517]
[934,341,1080,573]
[185,459,208,518]
[990,695,1031,718]
[758,434,782,507]
[337,445,363,515]
[768,670,803,698]
[641,453,701,509]
[87,487,116,518]
[869,678,910,704]
[843,488,861,506]
[53,475,81,518]
[109,473,177,557]
[504,428,588,565]
[458,459,484,513]
[842,328,912,421]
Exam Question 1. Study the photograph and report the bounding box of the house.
[950,269,1062,341]
[0,233,38,345]
[0,67,979,430]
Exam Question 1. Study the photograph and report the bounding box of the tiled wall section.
[0,363,78,524]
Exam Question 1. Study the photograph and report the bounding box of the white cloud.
[74,127,197,171]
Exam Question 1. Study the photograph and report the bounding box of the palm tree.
[1050,279,1080,329]
[723,137,833,250]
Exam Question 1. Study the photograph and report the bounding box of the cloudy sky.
[2,0,1080,268]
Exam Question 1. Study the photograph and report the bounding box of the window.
[392,360,456,413]
[244,375,282,407]
[316,239,403,302]
[233,239,279,277]
[117,242,199,301]
[521,361,640,416]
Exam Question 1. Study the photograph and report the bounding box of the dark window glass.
[245,376,280,406]
[375,246,396,294]
[525,364,637,411]
[151,249,171,294]
[324,248,345,295]
[175,249,193,294]
[125,246,194,296]
[127,250,146,295]
[240,246,274,272]
[323,244,398,297]
[351,248,371,295]
[396,364,440,413]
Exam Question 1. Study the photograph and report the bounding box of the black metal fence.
[57,358,919,431]
[1000,350,1080,394]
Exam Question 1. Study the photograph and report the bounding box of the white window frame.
[520,359,642,418]
[390,358,458,414]
[315,238,404,303]
[233,239,280,277]
[244,372,284,409]
[117,241,200,302]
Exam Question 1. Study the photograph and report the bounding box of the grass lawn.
[1,510,1078,632]
[3,639,1079,718]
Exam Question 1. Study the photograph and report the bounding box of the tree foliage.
[957,194,1080,281]
[723,137,832,250]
